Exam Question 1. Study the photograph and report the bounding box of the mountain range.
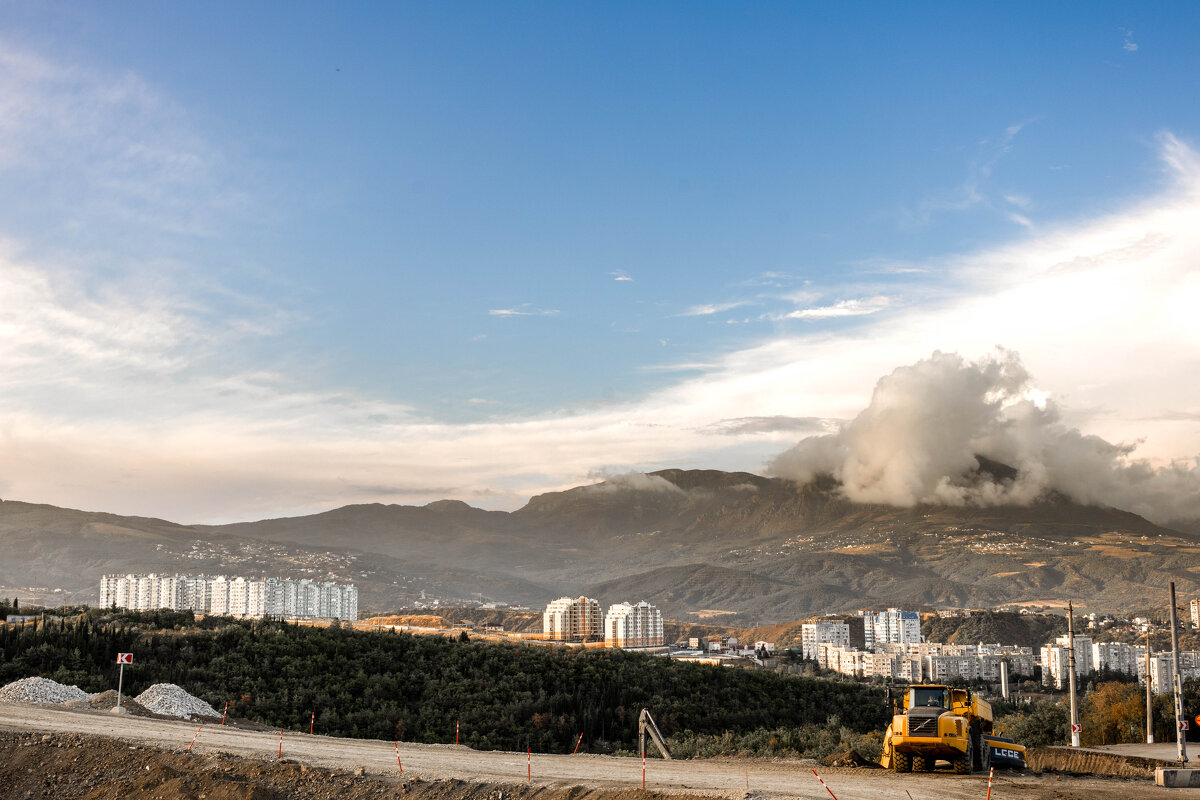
[3,467,1198,622]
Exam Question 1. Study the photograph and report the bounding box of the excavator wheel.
[912,755,932,772]
[892,751,912,772]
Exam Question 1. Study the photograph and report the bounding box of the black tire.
[970,723,983,771]
[893,751,912,773]
[912,755,932,772]
[980,737,992,773]
[954,733,974,775]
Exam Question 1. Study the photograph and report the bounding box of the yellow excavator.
[880,685,1026,773]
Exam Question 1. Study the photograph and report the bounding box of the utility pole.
[1170,582,1188,763]
[1146,630,1154,744]
[1068,601,1080,747]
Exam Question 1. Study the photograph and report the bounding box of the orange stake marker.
[527,746,531,783]
[187,726,202,752]
[986,766,994,800]
[395,741,403,773]
[642,750,646,789]
[277,729,284,759]
[222,702,228,726]
[310,711,315,735]
[573,732,583,754]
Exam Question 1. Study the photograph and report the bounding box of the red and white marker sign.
[1071,723,1083,733]
[1181,720,1190,731]
[116,653,133,664]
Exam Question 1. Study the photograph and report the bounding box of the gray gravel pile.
[134,683,220,720]
[0,677,92,704]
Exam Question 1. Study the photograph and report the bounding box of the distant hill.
[921,611,1068,649]
[3,468,1199,620]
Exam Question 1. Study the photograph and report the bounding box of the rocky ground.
[0,729,710,800]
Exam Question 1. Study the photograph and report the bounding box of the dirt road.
[0,702,1188,799]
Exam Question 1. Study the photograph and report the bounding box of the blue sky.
[2,3,1199,522]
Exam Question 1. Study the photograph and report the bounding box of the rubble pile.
[134,683,220,720]
[0,676,92,704]
[64,689,156,717]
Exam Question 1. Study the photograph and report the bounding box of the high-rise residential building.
[604,601,663,648]
[1040,635,1094,689]
[209,576,231,616]
[801,620,851,660]
[543,596,602,641]
[863,608,922,648]
[1093,641,1139,675]
[227,577,250,617]
[1191,599,1199,629]
[181,576,210,612]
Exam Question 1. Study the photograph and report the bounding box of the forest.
[0,609,889,756]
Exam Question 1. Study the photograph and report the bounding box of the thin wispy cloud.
[907,122,1036,228]
[488,306,560,317]
[675,300,751,317]
[778,295,892,320]
[0,39,247,241]
[610,270,633,281]
[1122,29,1139,52]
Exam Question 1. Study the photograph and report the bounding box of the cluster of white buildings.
[802,609,1036,683]
[99,573,358,621]
[818,640,1037,682]
[801,608,922,660]
[1040,635,1200,694]
[542,596,664,649]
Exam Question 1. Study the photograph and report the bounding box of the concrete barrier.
[1157,768,1200,788]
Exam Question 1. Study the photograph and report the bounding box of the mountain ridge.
[2,468,1197,620]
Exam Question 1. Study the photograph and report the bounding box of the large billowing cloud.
[768,350,1200,526]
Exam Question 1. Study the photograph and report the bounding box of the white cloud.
[610,270,633,281]
[676,300,750,317]
[768,350,1200,524]
[488,306,560,317]
[778,296,891,320]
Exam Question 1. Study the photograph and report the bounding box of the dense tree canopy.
[1,611,888,754]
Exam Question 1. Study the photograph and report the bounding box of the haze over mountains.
[3,463,1198,623]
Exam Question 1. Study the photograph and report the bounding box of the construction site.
[2,696,1196,800]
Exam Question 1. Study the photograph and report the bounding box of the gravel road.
[0,701,1186,799]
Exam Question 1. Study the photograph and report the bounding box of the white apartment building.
[863,608,922,648]
[1040,635,1094,689]
[227,577,250,618]
[543,596,602,641]
[1192,600,1199,629]
[801,621,850,660]
[97,573,357,620]
[1093,641,1140,675]
[209,576,231,616]
[604,601,664,648]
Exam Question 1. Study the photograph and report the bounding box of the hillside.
[921,611,1068,649]
[3,468,1199,620]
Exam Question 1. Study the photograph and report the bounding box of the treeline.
[0,611,888,755]
[993,680,1200,747]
